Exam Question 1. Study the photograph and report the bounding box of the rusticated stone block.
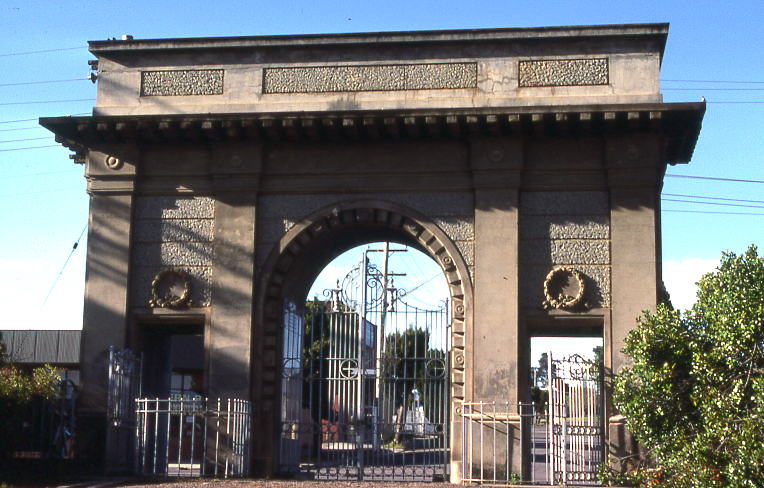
[134,196,215,220]
[521,215,609,240]
[263,63,476,94]
[133,218,214,243]
[455,240,474,267]
[519,58,608,87]
[521,191,608,216]
[434,217,475,241]
[133,241,213,267]
[523,239,610,266]
[141,69,224,96]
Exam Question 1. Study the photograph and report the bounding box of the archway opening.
[279,241,452,481]
[527,334,604,484]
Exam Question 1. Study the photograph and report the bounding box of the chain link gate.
[280,249,451,481]
[547,353,604,485]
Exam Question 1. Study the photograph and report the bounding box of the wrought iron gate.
[105,346,143,473]
[547,353,604,485]
[280,250,451,481]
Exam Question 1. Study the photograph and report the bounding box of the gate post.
[469,137,524,480]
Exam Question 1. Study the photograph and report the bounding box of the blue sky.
[1,0,762,340]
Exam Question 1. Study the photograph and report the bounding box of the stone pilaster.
[207,143,262,399]
[78,146,137,467]
[605,133,662,468]
[469,137,524,478]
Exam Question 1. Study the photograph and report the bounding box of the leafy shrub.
[614,246,764,487]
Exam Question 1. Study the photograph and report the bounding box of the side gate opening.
[279,244,452,481]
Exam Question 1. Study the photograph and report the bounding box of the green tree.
[613,246,764,487]
[0,343,60,459]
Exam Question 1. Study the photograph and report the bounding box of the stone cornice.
[40,102,704,165]
[88,23,668,55]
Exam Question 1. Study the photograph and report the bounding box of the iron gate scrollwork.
[279,250,451,481]
[105,346,143,474]
[547,353,604,485]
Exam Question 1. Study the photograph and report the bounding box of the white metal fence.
[135,397,252,478]
[461,401,540,485]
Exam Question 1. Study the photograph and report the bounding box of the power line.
[663,193,764,205]
[0,126,45,132]
[0,170,80,180]
[666,174,764,184]
[0,136,51,144]
[0,144,59,152]
[663,209,764,216]
[42,224,88,306]
[405,271,444,296]
[0,98,95,106]
[662,198,764,210]
[0,46,86,57]
[0,188,81,198]
[0,112,89,124]
[662,79,764,84]
[705,101,764,104]
[0,77,88,88]
[663,87,764,91]
[0,117,39,125]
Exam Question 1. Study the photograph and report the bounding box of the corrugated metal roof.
[0,330,81,365]
[57,331,81,363]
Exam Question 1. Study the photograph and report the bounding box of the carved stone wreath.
[149,268,193,309]
[542,266,586,310]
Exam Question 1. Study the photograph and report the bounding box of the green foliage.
[0,343,60,459]
[614,246,764,488]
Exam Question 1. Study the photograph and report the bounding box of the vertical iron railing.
[461,401,540,485]
[279,250,451,481]
[135,397,252,477]
[548,353,603,485]
[11,379,77,459]
[105,347,142,473]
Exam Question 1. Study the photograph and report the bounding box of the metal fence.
[135,397,252,478]
[11,379,77,459]
[461,401,556,485]
[106,347,142,473]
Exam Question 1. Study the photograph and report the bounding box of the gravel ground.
[115,481,457,488]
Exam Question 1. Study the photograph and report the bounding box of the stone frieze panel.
[141,69,225,96]
[262,62,477,94]
[518,58,608,87]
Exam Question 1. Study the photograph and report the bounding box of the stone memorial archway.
[41,24,704,480]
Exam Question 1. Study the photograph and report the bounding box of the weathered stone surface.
[134,196,215,220]
[434,217,475,241]
[255,218,298,245]
[133,218,214,242]
[263,63,476,94]
[134,241,213,267]
[522,264,610,308]
[521,191,608,215]
[521,215,609,240]
[523,239,610,265]
[141,69,224,96]
[131,266,212,307]
[519,58,608,87]
[259,192,474,220]
[455,240,474,267]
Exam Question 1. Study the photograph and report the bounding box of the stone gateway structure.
[42,23,704,482]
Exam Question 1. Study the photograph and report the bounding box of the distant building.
[0,330,81,385]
